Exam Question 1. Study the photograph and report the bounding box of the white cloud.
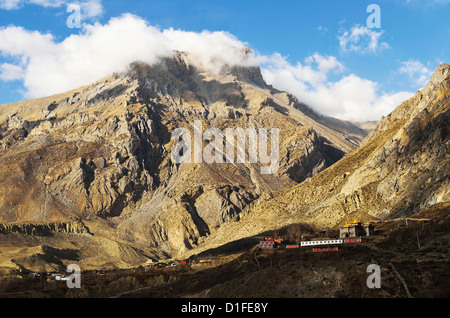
[0,0,103,19]
[305,53,344,75]
[0,15,166,97]
[0,14,415,122]
[338,24,390,54]
[28,0,65,7]
[0,0,21,9]
[261,53,414,122]
[0,14,258,98]
[78,0,102,19]
[161,28,258,74]
[405,0,450,5]
[398,59,432,87]
[0,63,24,81]
[0,26,55,56]
[260,53,344,90]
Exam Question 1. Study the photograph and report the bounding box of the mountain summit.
[0,52,368,269]
[0,55,448,272]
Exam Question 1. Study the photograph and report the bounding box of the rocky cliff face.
[0,221,88,236]
[0,51,365,264]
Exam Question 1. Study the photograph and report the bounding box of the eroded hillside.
[185,64,450,258]
[0,50,367,269]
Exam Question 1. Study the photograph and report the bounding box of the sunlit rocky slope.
[190,63,449,257]
[0,50,368,271]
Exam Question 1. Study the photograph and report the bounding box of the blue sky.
[0,0,449,121]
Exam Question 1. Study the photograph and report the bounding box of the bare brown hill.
[186,63,450,257]
[0,50,367,270]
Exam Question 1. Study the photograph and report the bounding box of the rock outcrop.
[0,221,89,236]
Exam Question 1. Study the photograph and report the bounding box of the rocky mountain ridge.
[0,51,368,269]
[186,63,449,258]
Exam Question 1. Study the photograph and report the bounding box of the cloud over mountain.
[0,13,414,121]
[0,14,260,97]
[260,53,413,121]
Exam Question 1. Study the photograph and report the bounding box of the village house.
[339,220,375,238]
